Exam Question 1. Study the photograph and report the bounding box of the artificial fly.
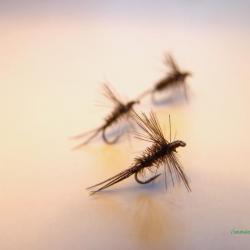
[138,54,192,103]
[87,111,191,195]
[72,84,139,149]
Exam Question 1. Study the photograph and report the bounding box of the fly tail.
[87,166,137,195]
[71,126,102,149]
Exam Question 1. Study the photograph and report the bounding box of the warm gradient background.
[1,1,250,250]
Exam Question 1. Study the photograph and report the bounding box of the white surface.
[1,2,250,249]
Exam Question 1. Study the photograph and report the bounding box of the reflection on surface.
[150,87,189,107]
[133,194,167,244]
[91,190,186,250]
[91,144,130,172]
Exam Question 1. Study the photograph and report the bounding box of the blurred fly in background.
[72,84,140,148]
[138,54,192,104]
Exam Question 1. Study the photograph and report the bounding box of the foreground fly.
[72,84,139,149]
[87,112,191,194]
[138,54,192,102]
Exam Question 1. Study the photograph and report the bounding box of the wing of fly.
[102,83,123,106]
[133,111,167,145]
[165,54,180,72]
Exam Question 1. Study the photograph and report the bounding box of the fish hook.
[134,171,161,184]
[102,127,122,144]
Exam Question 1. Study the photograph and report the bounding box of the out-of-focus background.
[1,1,250,249]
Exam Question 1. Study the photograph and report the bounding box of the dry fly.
[87,111,191,195]
[72,84,139,149]
[138,54,192,103]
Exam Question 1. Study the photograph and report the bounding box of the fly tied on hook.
[72,84,140,149]
[138,54,192,103]
[87,111,191,195]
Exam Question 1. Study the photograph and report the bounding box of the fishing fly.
[138,54,192,103]
[72,84,139,149]
[87,111,191,195]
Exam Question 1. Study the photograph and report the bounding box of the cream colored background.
[1,1,250,250]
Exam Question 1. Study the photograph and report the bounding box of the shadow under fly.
[72,84,139,149]
[87,111,191,195]
[138,54,192,104]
